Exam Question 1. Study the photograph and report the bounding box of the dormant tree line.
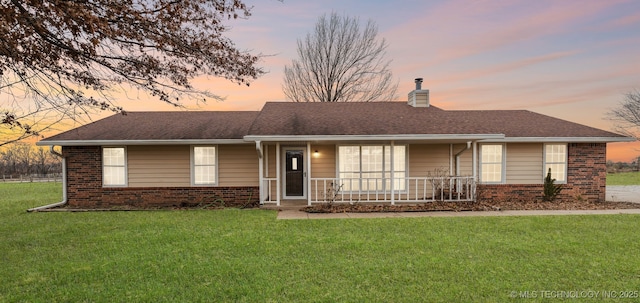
[0,143,61,180]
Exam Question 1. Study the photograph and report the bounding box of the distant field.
[607,172,640,185]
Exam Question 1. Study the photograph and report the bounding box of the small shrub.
[543,168,562,202]
[427,167,451,201]
[324,182,344,205]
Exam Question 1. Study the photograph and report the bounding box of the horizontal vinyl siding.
[409,144,450,177]
[127,145,190,187]
[218,144,259,186]
[453,143,473,176]
[506,143,543,184]
[311,144,335,178]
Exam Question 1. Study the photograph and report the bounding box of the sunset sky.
[46,0,640,161]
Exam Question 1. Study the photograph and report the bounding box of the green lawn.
[2,183,640,302]
[607,171,640,185]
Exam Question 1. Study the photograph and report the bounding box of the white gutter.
[36,139,248,146]
[27,146,67,212]
[244,134,505,142]
[478,137,635,143]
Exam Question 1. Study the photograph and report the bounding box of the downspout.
[256,141,264,205]
[27,146,67,212]
[255,141,263,159]
[455,141,472,176]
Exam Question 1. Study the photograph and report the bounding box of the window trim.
[191,145,218,186]
[543,143,568,184]
[336,144,408,193]
[479,143,505,184]
[102,146,127,187]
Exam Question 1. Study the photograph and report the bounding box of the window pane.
[103,148,124,166]
[362,172,383,191]
[195,147,216,165]
[339,146,359,172]
[481,144,503,183]
[545,164,566,182]
[195,166,216,184]
[103,148,125,186]
[389,171,406,190]
[339,172,359,191]
[545,144,567,182]
[482,145,502,163]
[482,163,502,182]
[193,146,216,185]
[338,145,406,192]
[394,146,406,169]
[361,146,382,172]
[104,166,125,186]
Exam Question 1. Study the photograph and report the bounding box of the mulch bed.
[35,199,640,213]
[302,200,640,213]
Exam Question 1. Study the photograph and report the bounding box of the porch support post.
[449,144,454,175]
[307,142,312,206]
[472,141,478,201]
[257,141,264,204]
[472,141,478,181]
[390,140,395,205]
[276,143,281,206]
[265,145,269,177]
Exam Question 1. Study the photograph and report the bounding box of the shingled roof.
[247,102,625,138]
[41,111,259,142]
[39,102,628,145]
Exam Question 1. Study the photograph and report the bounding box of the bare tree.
[1,0,265,146]
[0,143,61,178]
[14,143,34,176]
[608,90,640,138]
[33,146,57,176]
[282,12,397,102]
[0,146,18,177]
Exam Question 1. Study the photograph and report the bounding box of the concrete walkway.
[607,185,640,203]
[275,185,640,220]
[277,208,640,220]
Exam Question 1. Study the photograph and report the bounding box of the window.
[338,145,406,191]
[193,146,217,185]
[103,147,126,186]
[480,144,504,183]
[544,144,567,182]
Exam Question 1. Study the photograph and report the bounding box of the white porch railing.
[260,176,476,205]
[310,176,475,204]
[261,178,279,204]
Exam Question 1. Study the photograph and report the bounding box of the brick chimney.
[408,78,429,107]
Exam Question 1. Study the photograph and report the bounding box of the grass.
[607,171,640,185]
[2,183,640,302]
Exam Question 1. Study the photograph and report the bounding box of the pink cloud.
[387,0,627,70]
[602,10,640,29]
[434,51,578,84]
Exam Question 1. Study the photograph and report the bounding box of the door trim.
[282,147,307,199]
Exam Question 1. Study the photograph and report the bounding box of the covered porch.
[252,138,492,206]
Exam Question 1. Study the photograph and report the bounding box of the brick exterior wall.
[63,143,607,208]
[477,143,607,202]
[63,146,258,208]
